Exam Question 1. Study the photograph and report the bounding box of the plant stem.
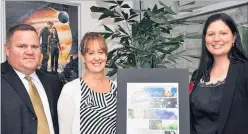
[114,0,133,44]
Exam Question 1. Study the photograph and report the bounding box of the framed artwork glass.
[117,68,190,134]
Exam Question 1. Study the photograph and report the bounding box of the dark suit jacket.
[1,61,63,134]
[190,61,248,134]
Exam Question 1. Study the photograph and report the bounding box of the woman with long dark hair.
[189,13,248,134]
[49,27,60,72]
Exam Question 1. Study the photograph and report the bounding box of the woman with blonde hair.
[58,32,117,134]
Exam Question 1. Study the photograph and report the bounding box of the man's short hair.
[47,21,54,25]
[6,24,37,43]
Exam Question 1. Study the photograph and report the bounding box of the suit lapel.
[1,61,35,115]
[36,71,55,117]
[217,62,240,134]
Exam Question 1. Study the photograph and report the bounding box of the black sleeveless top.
[190,79,225,134]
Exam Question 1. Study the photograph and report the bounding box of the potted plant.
[90,0,199,77]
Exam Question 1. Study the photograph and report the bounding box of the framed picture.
[117,68,190,134]
[3,0,81,83]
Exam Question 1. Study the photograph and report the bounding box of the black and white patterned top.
[80,78,117,134]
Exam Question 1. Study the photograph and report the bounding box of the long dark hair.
[51,27,59,41]
[195,13,248,82]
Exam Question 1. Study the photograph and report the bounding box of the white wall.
[1,1,6,63]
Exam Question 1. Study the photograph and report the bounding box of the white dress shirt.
[14,69,55,134]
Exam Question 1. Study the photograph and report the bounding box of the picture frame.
[3,0,82,83]
[117,68,190,134]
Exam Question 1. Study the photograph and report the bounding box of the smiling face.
[205,20,235,57]
[5,30,41,75]
[82,39,107,74]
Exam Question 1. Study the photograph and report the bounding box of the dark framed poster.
[4,1,81,83]
[117,68,190,134]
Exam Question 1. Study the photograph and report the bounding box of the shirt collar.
[13,69,39,82]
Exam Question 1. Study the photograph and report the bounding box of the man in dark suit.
[1,24,63,134]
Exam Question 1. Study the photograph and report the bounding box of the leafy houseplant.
[90,1,192,77]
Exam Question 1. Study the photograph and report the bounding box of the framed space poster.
[4,1,81,83]
[117,68,190,134]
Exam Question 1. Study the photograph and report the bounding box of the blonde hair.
[80,32,108,55]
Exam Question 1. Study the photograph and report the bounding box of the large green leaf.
[99,14,109,20]
[116,62,135,68]
[127,54,136,66]
[111,33,121,39]
[107,48,118,60]
[120,36,130,44]
[167,43,180,52]
[118,25,129,35]
[157,7,165,13]
[121,4,130,8]
[152,4,158,13]
[121,11,129,20]
[104,1,118,4]
[149,11,168,24]
[154,48,170,54]
[108,55,121,68]
[114,18,124,22]
[158,1,176,15]
[117,1,123,6]
[160,27,170,33]
[103,33,113,39]
[110,5,118,10]
[90,6,110,13]
[113,9,122,16]
[91,6,117,19]
[170,35,184,42]
[103,25,113,32]
[127,20,138,23]
[128,14,139,20]
[129,9,137,16]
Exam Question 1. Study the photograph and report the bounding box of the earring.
[232,43,234,47]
